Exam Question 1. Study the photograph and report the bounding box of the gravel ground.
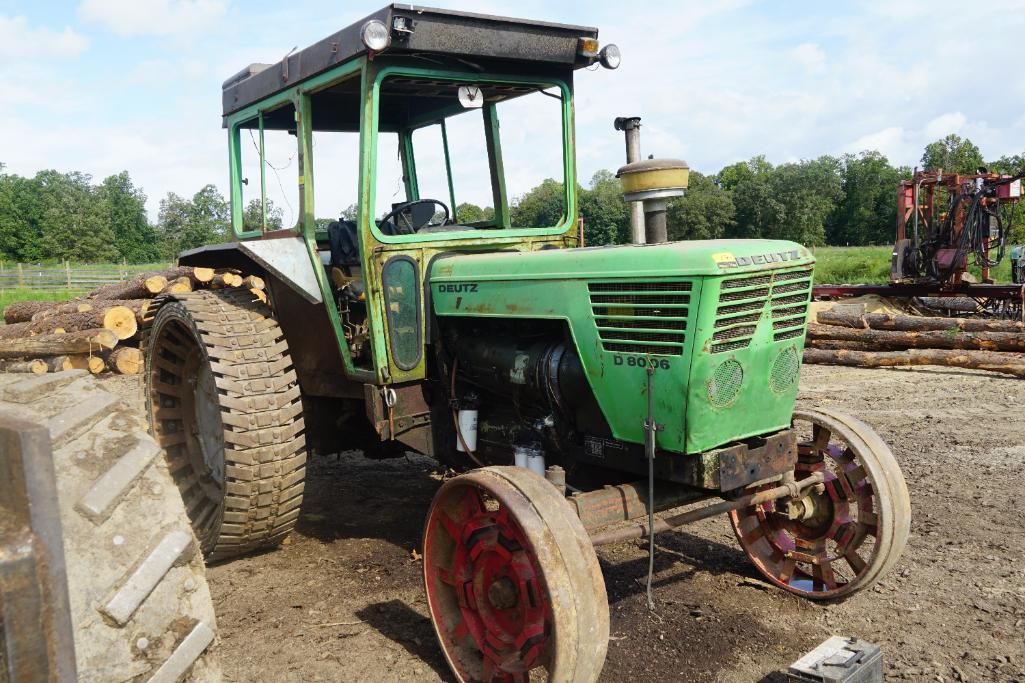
[126,364,1025,682]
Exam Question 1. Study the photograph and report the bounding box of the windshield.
[372,72,571,240]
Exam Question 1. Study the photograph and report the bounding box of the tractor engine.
[432,239,817,491]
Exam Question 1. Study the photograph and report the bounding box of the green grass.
[811,245,1014,284]
[811,246,891,285]
[0,289,89,312]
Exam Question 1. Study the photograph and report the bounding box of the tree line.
[1,134,1023,263]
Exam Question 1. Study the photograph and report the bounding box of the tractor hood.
[429,239,814,283]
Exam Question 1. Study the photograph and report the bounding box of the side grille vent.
[588,280,692,356]
[711,267,813,353]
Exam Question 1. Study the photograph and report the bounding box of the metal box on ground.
[787,636,883,683]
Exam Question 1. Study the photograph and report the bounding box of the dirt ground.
[124,364,1025,682]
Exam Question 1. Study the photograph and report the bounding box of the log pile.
[804,310,1025,379]
[0,265,267,376]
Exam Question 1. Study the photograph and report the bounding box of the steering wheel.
[380,199,450,234]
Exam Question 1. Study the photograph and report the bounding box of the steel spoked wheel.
[729,407,910,600]
[423,467,609,682]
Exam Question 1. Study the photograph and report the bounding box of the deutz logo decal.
[715,249,801,268]
[438,283,478,292]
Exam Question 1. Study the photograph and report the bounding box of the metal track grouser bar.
[589,471,827,547]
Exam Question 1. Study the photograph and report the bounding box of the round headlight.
[361,19,390,52]
[599,43,621,70]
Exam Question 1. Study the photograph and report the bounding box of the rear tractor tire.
[422,466,609,683]
[146,289,306,562]
[0,370,219,681]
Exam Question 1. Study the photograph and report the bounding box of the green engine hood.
[430,239,813,282]
[431,239,815,456]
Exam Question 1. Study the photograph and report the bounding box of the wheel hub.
[487,577,519,611]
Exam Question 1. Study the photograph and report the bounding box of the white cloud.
[78,0,228,37]
[0,15,88,60]
[924,111,966,139]
[844,126,909,161]
[789,42,826,74]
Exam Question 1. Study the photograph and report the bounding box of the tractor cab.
[199,5,619,389]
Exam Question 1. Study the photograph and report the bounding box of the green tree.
[156,185,231,259]
[455,202,493,223]
[510,179,567,228]
[579,170,627,245]
[97,171,159,262]
[826,152,906,246]
[989,153,1025,176]
[722,157,781,239]
[666,171,735,241]
[0,172,43,260]
[921,134,984,174]
[242,197,283,232]
[35,170,118,262]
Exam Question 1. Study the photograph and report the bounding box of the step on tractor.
[137,5,910,681]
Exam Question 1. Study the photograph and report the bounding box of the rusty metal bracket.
[0,416,77,682]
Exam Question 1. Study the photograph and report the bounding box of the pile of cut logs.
[0,266,266,376]
[804,309,1025,378]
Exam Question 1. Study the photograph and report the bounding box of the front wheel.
[422,466,609,682]
[729,407,911,600]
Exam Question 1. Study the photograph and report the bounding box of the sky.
[3,0,1025,220]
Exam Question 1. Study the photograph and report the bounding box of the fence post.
[17,263,24,288]
[65,260,71,289]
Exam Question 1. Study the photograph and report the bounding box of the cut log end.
[144,275,168,294]
[107,346,143,375]
[44,355,74,372]
[1,359,48,374]
[68,354,106,374]
[161,276,194,295]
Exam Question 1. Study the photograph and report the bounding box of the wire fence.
[0,261,172,292]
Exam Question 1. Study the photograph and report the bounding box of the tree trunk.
[807,323,1025,352]
[67,354,106,374]
[30,300,93,321]
[0,307,137,341]
[807,339,876,351]
[88,273,167,300]
[106,346,143,375]
[160,276,193,295]
[817,310,1025,333]
[803,347,1025,378]
[4,300,61,324]
[0,359,48,374]
[0,329,117,359]
[249,287,268,304]
[43,355,74,372]
[242,275,265,290]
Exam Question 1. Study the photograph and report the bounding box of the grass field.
[0,289,88,312]
[810,245,1013,284]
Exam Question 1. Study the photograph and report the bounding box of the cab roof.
[222,4,599,119]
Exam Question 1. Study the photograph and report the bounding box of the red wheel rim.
[424,482,551,682]
[730,418,886,599]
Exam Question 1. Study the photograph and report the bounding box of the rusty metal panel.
[716,429,797,491]
[363,382,433,454]
[0,416,77,682]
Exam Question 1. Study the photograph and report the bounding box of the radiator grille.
[711,267,813,353]
[588,280,692,356]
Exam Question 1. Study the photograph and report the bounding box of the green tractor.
[144,5,911,681]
